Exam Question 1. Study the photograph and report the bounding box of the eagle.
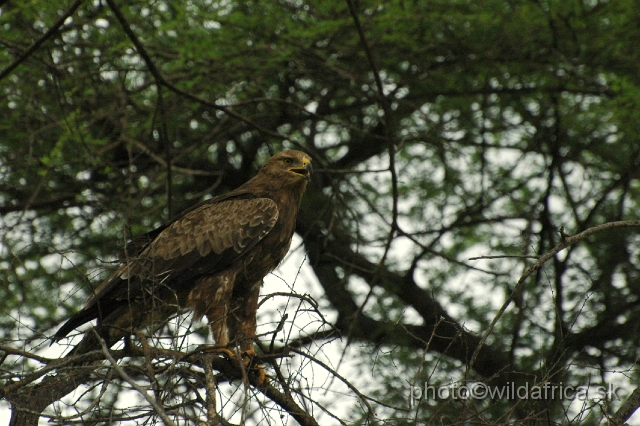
[54,150,312,380]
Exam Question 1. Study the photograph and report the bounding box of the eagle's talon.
[241,348,269,385]
[241,348,257,365]
[251,365,269,385]
[202,346,236,359]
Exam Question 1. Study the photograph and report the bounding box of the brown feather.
[54,150,311,357]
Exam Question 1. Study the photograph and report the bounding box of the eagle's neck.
[258,181,306,234]
[238,172,307,230]
[244,175,307,206]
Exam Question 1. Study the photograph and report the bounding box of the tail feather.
[55,323,131,368]
[52,307,99,342]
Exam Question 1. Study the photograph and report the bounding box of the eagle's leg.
[228,281,268,384]
[191,274,236,359]
[205,302,236,359]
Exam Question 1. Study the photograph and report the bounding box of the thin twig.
[131,139,221,176]
[96,331,177,426]
[104,0,292,143]
[0,0,84,81]
[468,255,540,260]
[468,220,640,372]
[104,0,174,218]
[135,331,164,410]
[345,0,399,263]
[258,292,319,309]
[289,347,376,417]
[314,168,390,174]
[258,379,321,426]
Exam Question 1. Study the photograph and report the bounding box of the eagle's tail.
[52,307,99,344]
[53,323,129,367]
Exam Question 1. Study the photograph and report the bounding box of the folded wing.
[54,197,278,341]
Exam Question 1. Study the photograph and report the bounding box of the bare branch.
[289,347,376,418]
[607,386,640,426]
[468,255,540,260]
[203,353,220,426]
[96,331,177,426]
[104,0,293,144]
[131,139,222,176]
[469,220,640,371]
[0,345,53,364]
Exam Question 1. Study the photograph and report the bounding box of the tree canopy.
[1,0,640,424]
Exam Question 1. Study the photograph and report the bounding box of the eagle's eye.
[282,158,293,165]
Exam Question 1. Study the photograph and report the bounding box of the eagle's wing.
[54,197,278,340]
[117,189,257,259]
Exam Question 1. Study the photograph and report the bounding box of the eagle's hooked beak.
[290,159,312,181]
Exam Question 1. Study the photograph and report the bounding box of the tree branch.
[607,386,640,426]
[3,338,322,425]
[104,0,293,144]
[0,0,84,81]
[96,332,177,426]
[468,220,640,371]
[298,211,517,383]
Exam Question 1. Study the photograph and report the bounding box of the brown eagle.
[54,150,312,377]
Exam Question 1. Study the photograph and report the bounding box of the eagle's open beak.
[290,160,312,181]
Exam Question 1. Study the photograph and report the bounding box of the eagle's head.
[261,150,313,185]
